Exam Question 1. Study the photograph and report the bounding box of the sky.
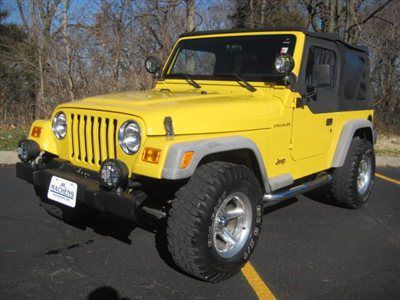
[2,0,92,24]
[2,0,221,25]
[2,0,21,24]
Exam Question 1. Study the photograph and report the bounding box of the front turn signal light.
[142,147,161,164]
[31,126,42,138]
[180,151,194,169]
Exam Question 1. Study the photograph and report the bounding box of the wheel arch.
[198,148,265,189]
[161,136,271,193]
[331,119,375,168]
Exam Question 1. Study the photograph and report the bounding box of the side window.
[305,46,337,92]
[344,51,367,100]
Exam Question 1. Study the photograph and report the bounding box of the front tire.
[167,162,263,282]
[331,137,375,208]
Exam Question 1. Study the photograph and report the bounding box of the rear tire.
[167,162,263,282]
[331,137,375,208]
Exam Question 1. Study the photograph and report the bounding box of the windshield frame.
[162,33,297,84]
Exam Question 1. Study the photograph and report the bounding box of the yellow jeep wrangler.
[16,28,375,282]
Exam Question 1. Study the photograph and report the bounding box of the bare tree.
[300,0,395,43]
[62,0,74,100]
[185,0,196,31]
[229,0,307,28]
[1,0,398,132]
[16,0,63,118]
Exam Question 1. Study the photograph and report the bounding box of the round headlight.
[274,54,295,75]
[118,121,141,155]
[52,112,67,139]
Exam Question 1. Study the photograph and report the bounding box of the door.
[291,45,338,160]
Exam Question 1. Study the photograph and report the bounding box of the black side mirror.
[312,64,331,87]
[144,56,162,74]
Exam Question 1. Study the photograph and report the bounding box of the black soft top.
[179,27,368,54]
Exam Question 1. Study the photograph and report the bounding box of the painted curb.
[376,156,400,168]
[0,151,19,165]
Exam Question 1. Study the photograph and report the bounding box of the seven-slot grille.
[68,113,118,167]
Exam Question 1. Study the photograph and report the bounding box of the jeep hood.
[59,90,279,136]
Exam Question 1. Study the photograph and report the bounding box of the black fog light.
[17,140,41,162]
[99,159,129,189]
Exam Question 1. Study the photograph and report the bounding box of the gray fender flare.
[161,136,271,193]
[331,119,374,168]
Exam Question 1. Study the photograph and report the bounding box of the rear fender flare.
[331,119,374,168]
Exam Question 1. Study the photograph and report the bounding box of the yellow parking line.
[375,173,400,185]
[241,262,276,300]
[240,172,399,299]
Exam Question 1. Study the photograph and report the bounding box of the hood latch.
[164,116,174,137]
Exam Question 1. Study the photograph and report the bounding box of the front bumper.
[16,159,146,221]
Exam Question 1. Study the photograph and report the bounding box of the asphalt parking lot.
[1,166,399,299]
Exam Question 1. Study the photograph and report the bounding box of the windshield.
[165,34,296,82]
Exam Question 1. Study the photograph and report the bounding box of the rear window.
[344,51,368,100]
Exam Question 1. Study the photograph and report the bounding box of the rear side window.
[305,46,337,92]
[344,51,367,100]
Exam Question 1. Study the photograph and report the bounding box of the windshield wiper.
[218,73,256,92]
[176,73,201,89]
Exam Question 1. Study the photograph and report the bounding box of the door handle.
[326,118,333,126]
